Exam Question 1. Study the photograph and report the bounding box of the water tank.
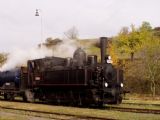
[0,68,21,87]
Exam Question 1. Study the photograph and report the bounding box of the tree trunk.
[130,52,134,61]
[152,82,156,98]
[151,81,156,98]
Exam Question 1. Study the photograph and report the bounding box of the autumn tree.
[153,27,160,37]
[0,53,7,67]
[114,22,153,61]
[140,38,160,97]
[115,25,140,61]
[64,26,79,39]
[43,37,62,48]
[137,22,160,96]
[138,21,152,43]
[112,21,160,94]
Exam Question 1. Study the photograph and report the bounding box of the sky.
[0,0,159,52]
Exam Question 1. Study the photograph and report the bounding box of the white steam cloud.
[0,46,53,71]
[0,39,80,71]
[53,39,80,58]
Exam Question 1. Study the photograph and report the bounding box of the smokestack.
[100,37,107,64]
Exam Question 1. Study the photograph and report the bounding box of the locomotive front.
[97,37,124,104]
[99,57,124,104]
[67,37,124,105]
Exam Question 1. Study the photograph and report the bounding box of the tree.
[64,26,79,39]
[139,21,152,32]
[153,27,160,37]
[112,21,160,96]
[138,21,152,43]
[140,38,160,97]
[115,25,140,61]
[115,22,153,61]
[43,37,62,48]
[0,53,7,67]
[127,24,141,60]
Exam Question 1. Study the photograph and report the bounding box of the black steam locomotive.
[0,37,124,106]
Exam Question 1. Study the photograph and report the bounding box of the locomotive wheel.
[23,90,35,103]
[117,96,122,104]
[4,93,14,101]
[4,93,9,100]
[114,96,122,104]
[22,93,28,102]
[98,101,104,107]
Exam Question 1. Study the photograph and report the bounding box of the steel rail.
[0,106,114,120]
[106,106,160,114]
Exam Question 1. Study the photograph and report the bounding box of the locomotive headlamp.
[120,83,124,87]
[105,82,108,87]
[106,56,113,63]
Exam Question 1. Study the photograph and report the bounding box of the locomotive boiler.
[0,37,124,106]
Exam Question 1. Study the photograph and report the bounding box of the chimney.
[100,37,107,64]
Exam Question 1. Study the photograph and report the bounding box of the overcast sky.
[0,0,159,52]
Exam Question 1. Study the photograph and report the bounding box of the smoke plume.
[52,39,80,58]
[0,46,53,71]
[0,39,80,71]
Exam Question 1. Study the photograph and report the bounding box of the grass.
[0,100,160,120]
[0,111,27,120]
[108,103,160,110]
[124,93,160,104]
[0,94,160,119]
[123,99,160,105]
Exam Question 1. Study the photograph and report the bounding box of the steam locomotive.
[0,37,124,106]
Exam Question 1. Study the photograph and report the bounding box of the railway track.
[0,106,113,120]
[106,106,160,114]
[0,100,160,120]
[122,102,160,106]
